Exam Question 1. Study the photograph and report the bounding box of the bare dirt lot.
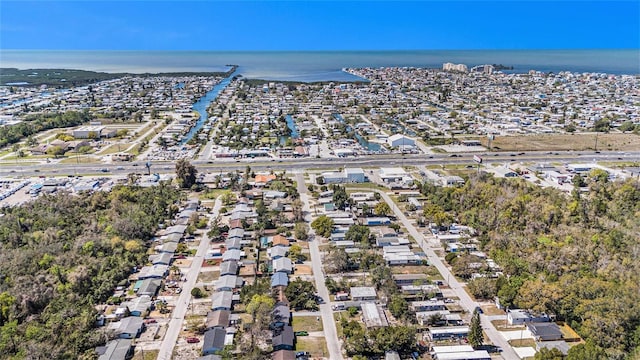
[482,133,640,151]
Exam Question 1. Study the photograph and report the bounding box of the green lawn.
[292,316,324,332]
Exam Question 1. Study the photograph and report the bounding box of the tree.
[324,246,350,273]
[388,294,410,321]
[285,278,317,311]
[175,159,197,188]
[535,348,565,360]
[618,121,636,133]
[566,340,606,360]
[572,173,586,188]
[374,201,391,216]
[344,224,371,246]
[311,215,334,238]
[191,287,205,299]
[46,145,66,158]
[289,244,305,263]
[332,185,350,210]
[593,119,610,132]
[294,222,308,241]
[468,310,483,348]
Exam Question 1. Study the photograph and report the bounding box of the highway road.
[1,150,639,178]
[157,197,222,360]
[295,172,344,360]
[374,190,520,360]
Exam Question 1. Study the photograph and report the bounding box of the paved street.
[375,190,520,360]
[295,172,344,360]
[157,197,222,360]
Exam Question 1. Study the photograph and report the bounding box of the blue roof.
[271,272,289,287]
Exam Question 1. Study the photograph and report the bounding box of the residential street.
[375,190,520,360]
[295,172,344,360]
[157,197,222,360]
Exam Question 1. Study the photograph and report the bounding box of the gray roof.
[137,278,162,297]
[163,233,182,243]
[222,249,242,262]
[150,252,173,265]
[97,339,132,360]
[228,228,244,239]
[528,322,563,340]
[273,257,292,272]
[203,328,226,352]
[122,296,152,315]
[219,261,238,276]
[272,325,294,346]
[271,272,289,288]
[215,275,242,291]
[206,310,231,329]
[361,302,388,328]
[158,242,177,254]
[211,291,233,310]
[350,286,377,299]
[117,317,144,337]
[271,303,291,324]
[225,238,241,250]
[166,224,187,235]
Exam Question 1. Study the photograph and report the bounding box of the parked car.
[186,337,200,343]
[474,306,483,314]
[294,331,309,336]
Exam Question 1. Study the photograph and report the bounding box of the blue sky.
[0,1,638,50]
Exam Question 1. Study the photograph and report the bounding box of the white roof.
[344,167,364,175]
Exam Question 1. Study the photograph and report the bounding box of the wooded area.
[0,110,92,148]
[0,183,181,359]
[419,174,640,358]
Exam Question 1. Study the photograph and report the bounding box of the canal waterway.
[180,70,237,144]
[332,113,382,152]
[279,114,300,145]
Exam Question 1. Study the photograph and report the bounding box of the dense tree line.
[0,183,181,359]
[0,110,92,148]
[419,174,640,358]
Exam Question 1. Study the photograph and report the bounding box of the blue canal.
[332,113,382,152]
[279,114,300,145]
[180,70,237,145]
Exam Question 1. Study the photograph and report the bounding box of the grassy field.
[292,316,324,332]
[483,133,640,152]
[295,337,328,358]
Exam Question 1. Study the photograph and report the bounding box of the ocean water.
[1,50,639,81]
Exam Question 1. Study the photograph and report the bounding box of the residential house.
[214,275,243,292]
[206,310,231,330]
[271,303,291,329]
[268,246,289,260]
[96,339,133,360]
[428,326,469,341]
[272,325,294,351]
[121,296,152,317]
[361,302,388,328]
[114,317,144,339]
[136,278,162,297]
[507,309,551,325]
[527,322,563,341]
[273,257,293,274]
[271,272,289,289]
[211,291,234,311]
[350,287,377,301]
[220,261,239,276]
[272,350,296,360]
[202,328,227,355]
